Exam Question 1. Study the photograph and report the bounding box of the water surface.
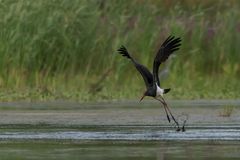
[0,100,240,159]
[1,125,240,141]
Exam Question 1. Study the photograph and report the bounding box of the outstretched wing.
[117,46,153,88]
[153,36,181,86]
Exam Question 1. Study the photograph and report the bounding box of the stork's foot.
[167,115,171,123]
[176,127,181,132]
[182,126,186,132]
[181,120,187,132]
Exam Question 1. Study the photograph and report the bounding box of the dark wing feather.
[117,46,153,88]
[153,36,181,86]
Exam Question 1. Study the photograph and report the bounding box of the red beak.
[139,95,145,102]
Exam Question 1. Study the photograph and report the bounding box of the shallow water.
[0,100,240,159]
[0,139,240,160]
[0,126,240,159]
[1,125,240,141]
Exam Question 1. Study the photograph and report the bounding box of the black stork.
[117,36,182,131]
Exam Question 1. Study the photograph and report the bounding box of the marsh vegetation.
[0,0,240,101]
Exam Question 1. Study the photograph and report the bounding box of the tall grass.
[0,0,240,101]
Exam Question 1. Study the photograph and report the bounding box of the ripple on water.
[0,128,240,141]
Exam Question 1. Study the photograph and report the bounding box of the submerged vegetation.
[0,0,240,101]
[219,105,234,117]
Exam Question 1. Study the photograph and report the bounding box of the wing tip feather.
[117,45,131,59]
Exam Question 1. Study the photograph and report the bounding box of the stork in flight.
[117,36,182,131]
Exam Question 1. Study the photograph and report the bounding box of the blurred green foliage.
[0,0,240,101]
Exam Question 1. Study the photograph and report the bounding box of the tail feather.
[117,46,132,59]
[163,88,171,94]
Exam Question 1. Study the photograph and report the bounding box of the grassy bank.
[0,0,240,101]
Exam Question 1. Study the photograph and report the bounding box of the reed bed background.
[0,0,240,101]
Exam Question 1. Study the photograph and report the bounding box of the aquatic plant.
[0,0,240,101]
[219,105,234,117]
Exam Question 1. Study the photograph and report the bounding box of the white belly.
[156,84,164,97]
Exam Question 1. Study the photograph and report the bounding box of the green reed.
[0,0,240,101]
